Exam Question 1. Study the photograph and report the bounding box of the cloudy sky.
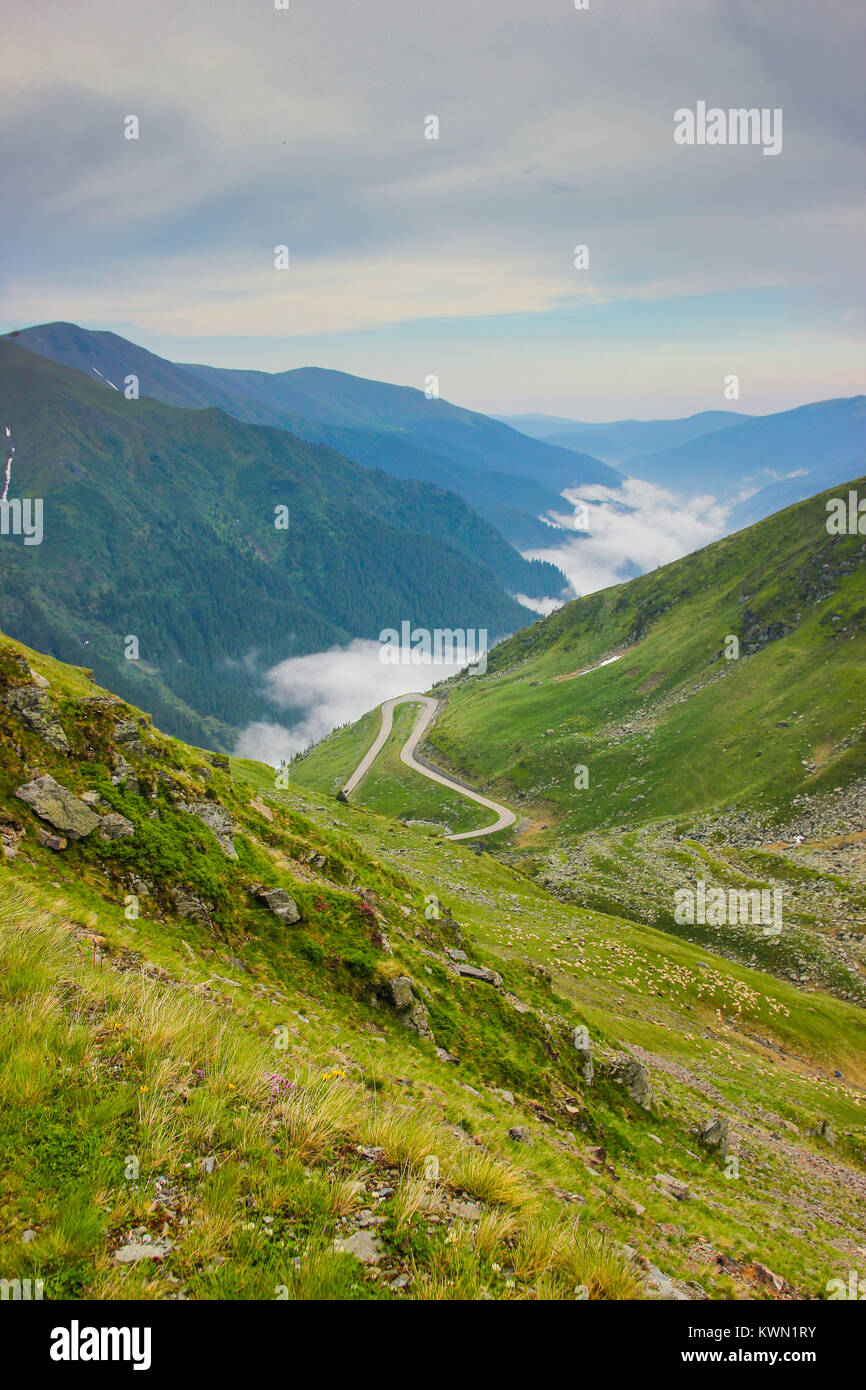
[2,0,863,417]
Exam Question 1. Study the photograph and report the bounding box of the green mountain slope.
[0,340,562,748]
[294,478,866,997]
[1,627,865,1302]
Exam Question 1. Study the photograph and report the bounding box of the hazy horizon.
[2,0,863,417]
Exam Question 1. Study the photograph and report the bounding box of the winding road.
[340,693,516,841]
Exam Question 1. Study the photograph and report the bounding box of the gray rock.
[508,1125,533,1145]
[100,812,135,841]
[113,1239,172,1264]
[384,976,415,1011]
[333,1229,383,1265]
[20,1229,36,1244]
[187,801,237,858]
[817,1119,836,1145]
[4,685,69,753]
[250,885,301,924]
[609,1054,654,1110]
[111,753,140,794]
[15,775,100,840]
[697,1114,730,1153]
[654,1172,689,1201]
[444,947,468,963]
[573,1026,594,1086]
[454,963,502,987]
[376,977,434,1040]
[1,820,24,861]
[170,888,213,926]
[112,719,142,745]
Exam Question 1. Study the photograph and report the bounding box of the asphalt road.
[341,692,516,841]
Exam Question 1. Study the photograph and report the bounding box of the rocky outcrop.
[608,1054,654,1110]
[111,753,140,794]
[741,610,794,655]
[183,801,237,858]
[696,1114,730,1154]
[4,685,69,753]
[375,976,434,1040]
[454,962,502,987]
[170,887,213,926]
[99,812,135,841]
[15,775,100,840]
[573,1026,594,1086]
[249,885,302,924]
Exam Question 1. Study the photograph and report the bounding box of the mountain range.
[0,339,567,749]
[7,322,620,551]
[500,397,866,527]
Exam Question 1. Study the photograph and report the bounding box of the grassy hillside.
[2,627,865,1301]
[0,340,563,749]
[295,479,866,998]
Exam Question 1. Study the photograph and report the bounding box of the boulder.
[816,1118,836,1145]
[384,976,415,1011]
[454,962,502,987]
[250,885,302,923]
[697,1114,730,1154]
[508,1125,533,1145]
[99,812,135,841]
[376,976,434,1040]
[4,685,69,753]
[37,828,67,852]
[609,1054,654,1110]
[113,1239,172,1264]
[654,1172,689,1201]
[573,1026,594,1086]
[333,1229,383,1265]
[15,775,100,840]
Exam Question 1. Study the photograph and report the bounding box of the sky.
[2,0,864,419]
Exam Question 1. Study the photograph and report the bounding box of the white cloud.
[512,593,565,616]
[525,479,729,596]
[234,636,486,765]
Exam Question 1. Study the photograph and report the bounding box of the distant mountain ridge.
[500,397,865,522]
[7,323,620,550]
[496,409,752,463]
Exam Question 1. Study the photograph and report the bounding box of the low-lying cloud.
[528,479,731,596]
[235,636,486,766]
